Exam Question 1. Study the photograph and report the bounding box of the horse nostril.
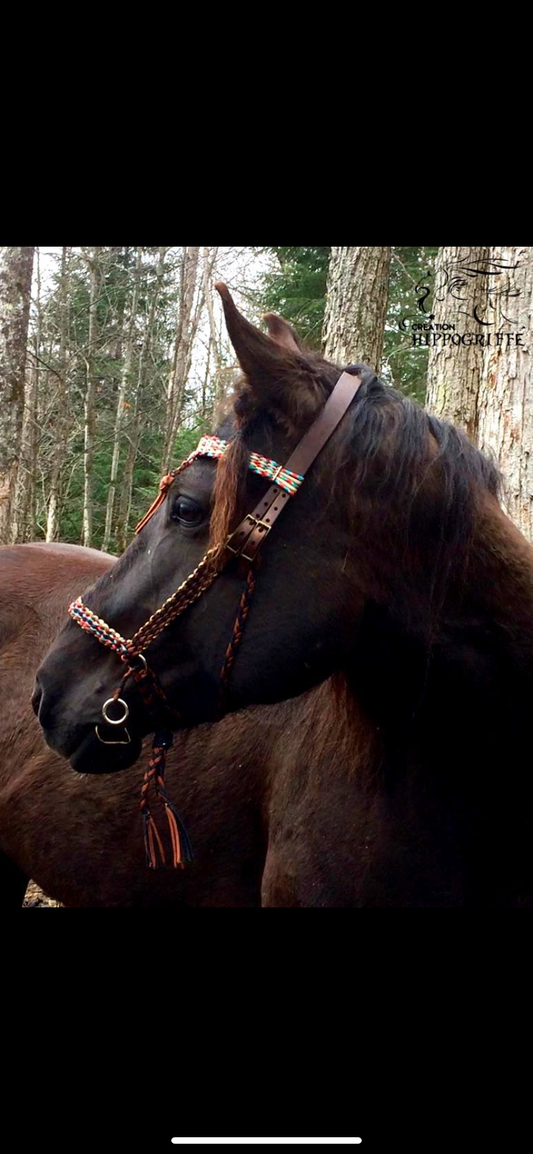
[31,682,43,719]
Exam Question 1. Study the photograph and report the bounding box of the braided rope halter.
[68,373,362,869]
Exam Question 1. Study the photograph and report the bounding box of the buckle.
[226,515,272,558]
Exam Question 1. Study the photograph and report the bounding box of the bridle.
[67,369,363,867]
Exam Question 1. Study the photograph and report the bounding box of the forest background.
[0,245,530,552]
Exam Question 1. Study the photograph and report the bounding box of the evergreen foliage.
[257,246,439,402]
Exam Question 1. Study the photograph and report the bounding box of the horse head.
[34,284,501,775]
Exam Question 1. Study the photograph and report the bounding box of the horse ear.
[262,312,302,354]
[215,282,319,423]
[214,282,294,381]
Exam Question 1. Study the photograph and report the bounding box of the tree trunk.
[425,246,533,542]
[116,247,167,553]
[0,246,35,543]
[323,247,391,371]
[204,250,223,377]
[202,338,211,418]
[183,246,218,388]
[102,248,141,552]
[82,248,101,546]
[161,245,200,471]
[425,246,491,437]
[46,247,70,541]
[12,248,42,541]
[476,246,533,540]
[29,250,41,538]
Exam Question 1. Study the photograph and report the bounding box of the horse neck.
[283,677,386,787]
[340,489,533,783]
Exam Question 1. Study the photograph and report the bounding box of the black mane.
[219,355,503,630]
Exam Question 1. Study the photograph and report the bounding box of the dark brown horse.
[0,543,386,908]
[0,543,278,906]
[34,288,533,905]
[1,542,378,907]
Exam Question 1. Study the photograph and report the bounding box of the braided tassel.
[139,732,193,869]
[140,762,165,868]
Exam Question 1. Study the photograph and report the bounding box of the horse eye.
[171,496,204,526]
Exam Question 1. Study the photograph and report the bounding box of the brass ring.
[102,697,130,725]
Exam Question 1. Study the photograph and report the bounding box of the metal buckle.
[241,518,272,562]
[226,515,271,557]
[226,516,255,556]
[248,517,272,534]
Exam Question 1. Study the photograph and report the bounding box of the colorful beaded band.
[68,599,129,657]
[133,434,305,536]
[193,435,304,496]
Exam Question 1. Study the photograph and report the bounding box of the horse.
[0,542,279,906]
[0,543,385,907]
[33,286,533,905]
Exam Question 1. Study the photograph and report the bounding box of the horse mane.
[209,354,503,624]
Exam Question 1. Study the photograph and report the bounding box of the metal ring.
[102,697,130,725]
[130,653,148,672]
[95,725,131,746]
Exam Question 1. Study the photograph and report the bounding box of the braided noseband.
[67,372,362,868]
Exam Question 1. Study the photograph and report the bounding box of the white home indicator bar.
[171,1141,362,1146]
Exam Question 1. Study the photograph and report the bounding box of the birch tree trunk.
[0,246,35,543]
[82,248,101,546]
[102,248,141,552]
[425,246,491,438]
[202,339,211,417]
[323,247,392,371]
[116,247,167,553]
[180,247,217,396]
[28,248,41,537]
[12,248,42,541]
[476,246,533,540]
[205,253,223,378]
[161,245,200,471]
[46,246,70,541]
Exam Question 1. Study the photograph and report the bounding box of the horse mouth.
[40,719,144,774]
[67,726,144,774]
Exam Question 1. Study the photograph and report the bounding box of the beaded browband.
[133,435,304,535]
[189,436,305,495]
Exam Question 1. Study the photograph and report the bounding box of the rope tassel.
[140,731,193,869]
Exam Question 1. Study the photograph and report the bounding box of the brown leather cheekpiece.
[226,370,362,562]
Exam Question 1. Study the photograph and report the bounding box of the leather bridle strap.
[226,370,363,562]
